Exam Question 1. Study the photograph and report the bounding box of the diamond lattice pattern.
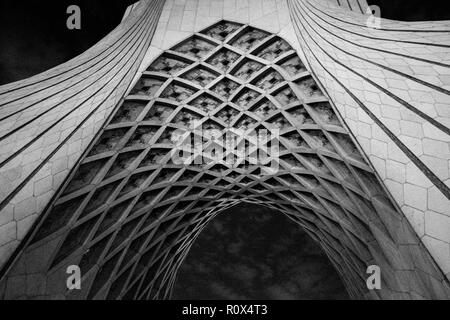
[19,21,419,300]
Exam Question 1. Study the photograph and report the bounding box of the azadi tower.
[0,0,449,300]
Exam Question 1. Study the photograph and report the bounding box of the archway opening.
[173,203,349,300]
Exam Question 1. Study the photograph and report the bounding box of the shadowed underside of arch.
[1,21,449,300]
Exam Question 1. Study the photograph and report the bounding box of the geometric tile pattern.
[1,19,448,300]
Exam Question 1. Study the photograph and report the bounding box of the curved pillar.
[288,0,450,282]
[0,0,165,271]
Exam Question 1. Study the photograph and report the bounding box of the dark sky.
[1,1,449,84]
[0,0,448,300]
[368,0,450,21]
[173,204,349,300]
[0,0,135,85]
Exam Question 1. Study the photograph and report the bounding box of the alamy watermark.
[66,265,81,290]
[66,5,81,30]
[167,121,281,175]
[66,263,382,291]
[366,5,381,29]
[366,265,381,290]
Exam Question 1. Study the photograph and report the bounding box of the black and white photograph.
[0,0,449,310]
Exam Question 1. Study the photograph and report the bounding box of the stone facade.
[0,0,448,300]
